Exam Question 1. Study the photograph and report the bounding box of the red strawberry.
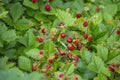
[96,7,100,12]
[59,73,64,78]
[32,66,37,71]
[48,58,53,63]
[67,52,73,58]
[45,64,51,69]
[41,28,46,33]
[32,0,37,3]
[83,33,88,39]
[73,56,79,62]
[51,36,56,41]
[68,44,75,51]
[58,22,64,27]
[39,50,44,55]
[38,37,43,43]
[45,5,51,11]
[78,45,82,51]
[60,33,66,39]
[76,13,82,18]
[74,40,79,46]
[108,65,115,71]
[66,37,73,43]
[116,30,120,35]
[88,36,92,41]
[54,53,58,59]
[60,51,66,56]
[83,21,88,27]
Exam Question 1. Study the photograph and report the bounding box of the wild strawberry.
[66,37,73,43]
[54,53,58,59]
[49,0,53,2]
[83,33,88,39]
[45,64,51,69]
[76,13,82,18]
[32,66,37,71]
[48,58,53,63]
[74,76,78,80]
[88,36,92,41]
[68,44,75,50]
[60,51,65,56]
[74,40,79,46]
[51,36,56,41]
[39,50,44,55]
[60,33,66,38]
[83,21,88,27]
[32,0,37,3]
[73,61,77,66]
[108,65,115,71]
[58,22,64,27]
[116,30,120,35]
[41,28,46,33]
[38,37,43,43]
[45,5,51,11]
[73,56,79,62]
[67,52,73,58]
[59,73,64,78]
[78,45,82,51]
[96,7,100,12]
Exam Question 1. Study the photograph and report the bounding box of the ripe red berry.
[83,33,88,39]
[45,5,51,11]
[66,37,73,43]
[39,50,44,55]
[96,7,100,12]
[76,13,82,18]
[83,21,88,27]
[51,36,56,41]
[48,58,53,63]
[54,53,58,59]
[49,0,53,2]
[60,33,66,39]
[78,45,82,51]
[68,44,75,50]
[60,51,65,56]
[74,40,79,46]
[108,65,115,71]
[67,52,73,58]
[58,22,64,27]
[32,0,37,3]
[74,76,78,80]
[38,37,43,43]
[73,56,79,62]
[116,30,120,35]
[73,61,77,66]
[41,28,46,33]
[45,64,51,69]
[32,66,37,71]
[59,73,64,78]
[88,36,92,41]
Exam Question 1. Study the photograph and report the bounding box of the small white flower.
[84,7,89,11]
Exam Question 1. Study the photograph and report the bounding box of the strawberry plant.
[0,0,120,80]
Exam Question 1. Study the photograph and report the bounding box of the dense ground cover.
[0,0,120,80]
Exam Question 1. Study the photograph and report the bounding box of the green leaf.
[34,13,49,22]
[94,73,107,80]
[107,49,120,64]
[10,2,24,22]
[0,11,8,18]
[25,48,40,60]
[14,19,32,31]
[87,55,105,73]
[23,0,38,10]
[66,64,75,75]
[90,13,102,24]
[56,9,75,26]
[18,56,32,72]
[0,22,7,34]
[1,30,16,42]
[0,57,9,70]
[44,40,57,54]
[96,45,108,61]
